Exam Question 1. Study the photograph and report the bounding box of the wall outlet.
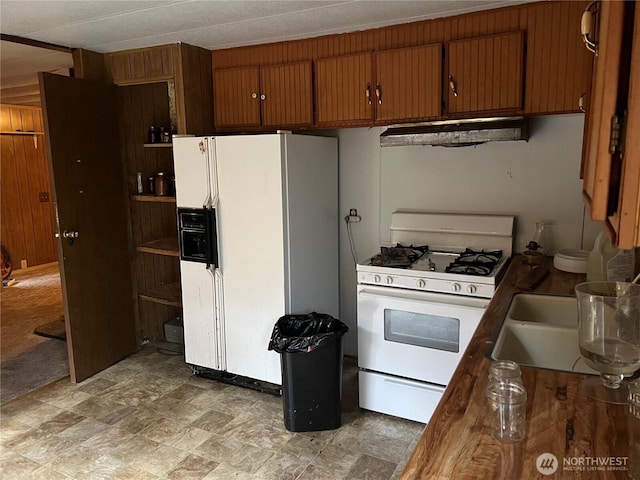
[347,208,361,223]
[20,259,27,269]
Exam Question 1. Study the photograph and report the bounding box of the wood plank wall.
[212,1,591,116]
[0,105,57,268]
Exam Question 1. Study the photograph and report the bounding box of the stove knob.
[416,279,426,288]
[386,276,394,285]
[467,284,477,294]
[451,282,461,292]
[374,275,381,283]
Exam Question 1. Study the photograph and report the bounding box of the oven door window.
[384,309,460,353]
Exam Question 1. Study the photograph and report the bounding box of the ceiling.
[0,0,534,106]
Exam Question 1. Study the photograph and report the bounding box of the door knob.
[62,230,79,246]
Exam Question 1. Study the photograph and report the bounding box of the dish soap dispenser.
[586,229,635,281]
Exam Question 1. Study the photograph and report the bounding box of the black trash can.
[268,312,348,432]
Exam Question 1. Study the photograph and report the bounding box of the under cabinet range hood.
[380,116,529,147]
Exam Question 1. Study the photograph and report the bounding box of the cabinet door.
[261,61,313,128]
[582,1,626,222]
[600,2,640,248]
[213,66,261,128]
[447,31,525,114]
[316,53,374,125]
[375,44,442,122]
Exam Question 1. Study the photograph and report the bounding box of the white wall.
[338,114,601,356]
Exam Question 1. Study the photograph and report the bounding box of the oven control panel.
[358,272,495,298]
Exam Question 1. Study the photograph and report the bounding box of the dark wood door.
[39,72,137,382]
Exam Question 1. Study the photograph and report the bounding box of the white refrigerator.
[172,133,339,386]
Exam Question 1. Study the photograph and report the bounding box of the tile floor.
[0,345,424,479]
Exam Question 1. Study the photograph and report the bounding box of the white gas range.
[357,211,514,424]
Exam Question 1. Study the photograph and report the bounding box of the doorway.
[0,261,68,403]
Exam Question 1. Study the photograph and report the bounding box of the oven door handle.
[358,287,488,310]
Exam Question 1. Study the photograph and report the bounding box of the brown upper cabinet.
[214,61,313,129]
[316,45,442,126]
[374,44,442,123]
[446,31,525,115]
[315,53,374,125]
[581,0,640,248]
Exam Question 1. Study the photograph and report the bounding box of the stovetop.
[357,244,510,298]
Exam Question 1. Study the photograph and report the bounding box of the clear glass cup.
[576,281,640,404]
[486,381,527,442]
[488,360,523,387]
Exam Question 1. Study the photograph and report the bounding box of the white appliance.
[173,133,339,389]
[357,211,514,423]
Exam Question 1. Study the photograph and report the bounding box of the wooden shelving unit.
[135,237,179,256]
[131,194,176,203]
[138,282,182,307]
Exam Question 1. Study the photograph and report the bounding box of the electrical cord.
[345,216,358,265]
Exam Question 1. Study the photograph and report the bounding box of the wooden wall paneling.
[105,45,177,85]
[261,61,313,127]
[0,135,27,264]
[0,105,56,267]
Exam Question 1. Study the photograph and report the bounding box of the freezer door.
[173,136,217,209]
[180,260,220,370]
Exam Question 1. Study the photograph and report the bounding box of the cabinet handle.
[581,1,598,54]
[366,83,372,104]
[376,84,382,104]
[448,75,459,97]
[578,93,586,112]
[260,94,266,101]
[251,92,258,99]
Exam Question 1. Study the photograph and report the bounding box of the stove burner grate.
[370,244,429,268]
[445,249,503,276]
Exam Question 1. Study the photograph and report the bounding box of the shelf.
[143,143,173,148]
[139,282,182,307]
[0,131,45,135]
[136,237,179,256]
[131,194,176,203]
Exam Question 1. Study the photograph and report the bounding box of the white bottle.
[587,230,635,282]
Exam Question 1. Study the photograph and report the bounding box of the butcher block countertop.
[401,254,633,480]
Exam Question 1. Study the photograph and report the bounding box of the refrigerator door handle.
[199,139,213,208]
[214,268,226,371]
[209,138,219,207]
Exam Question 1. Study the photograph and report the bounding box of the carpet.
[34,316,66,341]
[1,262,69,403]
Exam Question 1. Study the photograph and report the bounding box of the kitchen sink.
[490,293,598,375]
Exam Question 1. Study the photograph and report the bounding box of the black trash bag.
[268,312,348,354]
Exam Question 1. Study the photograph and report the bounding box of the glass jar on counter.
[488,360,524,387]
[154,172,169,196]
